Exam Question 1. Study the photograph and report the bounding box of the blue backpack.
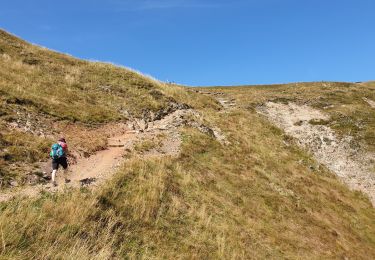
[50,143,65,159]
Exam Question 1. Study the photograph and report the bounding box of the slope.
[0,31,375,259]
[199,82,375,205]
[0,29,217,185]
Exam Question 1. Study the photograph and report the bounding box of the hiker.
[50,137,69,186]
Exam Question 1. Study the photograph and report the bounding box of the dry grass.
[1,109,375,259]
[0,29,217,182]
[56,123,118,157]
[201,81,375,151]
[134,139,159,153]
[1,29,375,259]
[0,30,217,123]
[0,124,53,185]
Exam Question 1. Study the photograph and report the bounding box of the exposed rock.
[135,119,148,131]
[141,102,191,123]
[258,102,375,206]
[149,108,229,145]
[99,85,112,92]
[0,101,228,201]
[9,180,18,187]
[24,173,46,185]
[127,122,136,130]
[5,107,54,137]
[80,177,97,187]
[363,97,375,109]
[119,108,130,118]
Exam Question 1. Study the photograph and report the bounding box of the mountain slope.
[0,30,215,122]
[1,30,375,259]
[0,29,217,184]
[199,82,375,206]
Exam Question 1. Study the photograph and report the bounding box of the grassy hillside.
[0,30,214,122]
[1,30,375,259]
[0,29,217,184]
[1,107,375,259]
[202,81,375,152]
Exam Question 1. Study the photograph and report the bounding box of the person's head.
[58,137,66,143]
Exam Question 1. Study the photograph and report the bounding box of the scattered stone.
[9,180,18,187]
[363,97,375,109]
[127,122,136,130]
[5,107,54,136]
[80,178,97,187]
[99,85,112,92]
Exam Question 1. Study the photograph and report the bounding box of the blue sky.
[0,0,374,86]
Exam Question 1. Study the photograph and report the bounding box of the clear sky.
[0,0,374,86]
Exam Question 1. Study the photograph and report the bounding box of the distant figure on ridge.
[50,137,69,186]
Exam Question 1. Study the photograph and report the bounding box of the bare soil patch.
[258,102,375,206]
[0,107,227,202]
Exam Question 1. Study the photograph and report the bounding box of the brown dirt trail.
[0,132,138,202]
[0,103,227,202]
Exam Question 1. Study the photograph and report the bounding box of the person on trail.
[50,137,69,186]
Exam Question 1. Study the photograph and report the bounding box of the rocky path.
[62,133,137,188]
[0,105,226,202]
[0,118,180,202]
[0,129,179,202]
[193,90,237,111]
[0,132,137,202]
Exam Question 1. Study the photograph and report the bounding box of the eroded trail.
[0,128,179,202]
[0,132,138,202]
[0,106,226,202]
[61,133,137,188]
[194,90,237,111]
[0,130,178,202]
